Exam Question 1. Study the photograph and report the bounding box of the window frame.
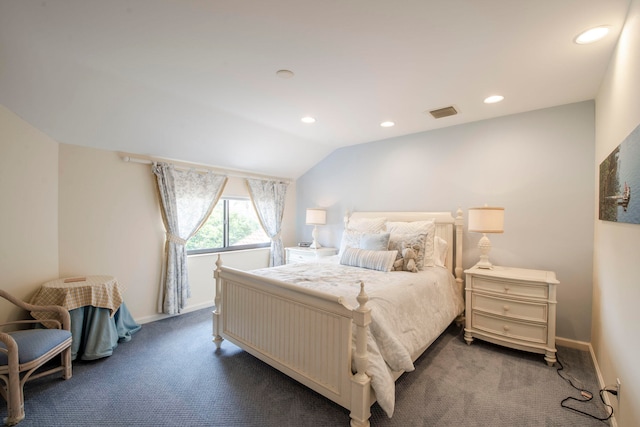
[186,197,270,255]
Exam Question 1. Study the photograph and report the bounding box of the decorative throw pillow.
[386,220,435,268]
[359,232,390,251]
[340,247,398,272]
[391,243,420,273]
[388,233,427,270]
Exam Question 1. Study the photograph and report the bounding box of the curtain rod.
[119,152,291,183]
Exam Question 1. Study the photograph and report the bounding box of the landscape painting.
[599,123,640,224]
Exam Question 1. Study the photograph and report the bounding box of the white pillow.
[434,236,448,268]
[385,220,435,268]
[339,229,363,255]
[339,217,387,255]
[385,220,434,234]
[346,217,386,233]
[340,247,398,272]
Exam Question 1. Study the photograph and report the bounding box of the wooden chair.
[0,289,72,426]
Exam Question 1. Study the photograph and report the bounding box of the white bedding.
[250,258,464,417]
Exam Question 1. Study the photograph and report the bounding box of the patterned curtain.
[153,162,227,314]
[246,178,289,267]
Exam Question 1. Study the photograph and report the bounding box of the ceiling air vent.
[429,106,458,119]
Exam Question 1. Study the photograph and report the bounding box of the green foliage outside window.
[186,199,269,252]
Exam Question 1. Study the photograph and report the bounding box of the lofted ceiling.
[0,0,630,179]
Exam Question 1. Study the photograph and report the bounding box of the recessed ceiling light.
[380,121,395,128]
[575,26,610,44]
[484,95,504,104]
[301,116,316,124]
[276,69,295,78]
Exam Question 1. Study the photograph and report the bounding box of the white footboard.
[212,256,373,427]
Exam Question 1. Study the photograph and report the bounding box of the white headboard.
[346,210,464,291]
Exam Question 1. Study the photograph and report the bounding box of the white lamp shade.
[468,207,504,233]
[305,208,327,225]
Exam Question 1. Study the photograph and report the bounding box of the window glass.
[186,198,269,253]
[228,199,268,246]
[186,203,224,251]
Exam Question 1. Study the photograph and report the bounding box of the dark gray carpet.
[2,308,611,426]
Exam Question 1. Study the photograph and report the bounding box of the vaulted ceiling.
[0,1,630,178]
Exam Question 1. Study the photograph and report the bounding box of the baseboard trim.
[587,343,618,427]
[556,336,590,351]
[136,302,215,325]
[550,337,619,427]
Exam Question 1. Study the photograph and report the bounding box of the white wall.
[1,112,298,324]
[296,101,595,342]
[58,144,166,321]
[593,0,640,425]
[0,105,59,325]
[57,144,297,323]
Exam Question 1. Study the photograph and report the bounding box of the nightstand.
[285,247,338,264]
[464,265,559,366]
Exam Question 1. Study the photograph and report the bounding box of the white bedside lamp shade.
[305,209,326,249]
[468,206,504,269]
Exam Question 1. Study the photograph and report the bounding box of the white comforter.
[250,259,464,417]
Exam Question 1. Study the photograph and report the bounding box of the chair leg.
[4,372,25,426]
[62,347,72,380]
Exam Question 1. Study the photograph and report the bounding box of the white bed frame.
[212,210,464,427]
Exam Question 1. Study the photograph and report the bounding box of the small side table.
[32,275,124,316]
[285,247,338,264]
[464,265,559,366]
[31,275,140,360]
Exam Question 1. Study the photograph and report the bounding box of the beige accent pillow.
[388,233,427,270]
[386,220,435,268]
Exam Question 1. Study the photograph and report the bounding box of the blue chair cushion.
[0,329,72,365]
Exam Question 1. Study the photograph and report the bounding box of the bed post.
[454,208,465,326]
[212,254,224,349]
[350,281,372,427]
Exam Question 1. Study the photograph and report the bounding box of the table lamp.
[468,206,504,269]
[305,208,326,249]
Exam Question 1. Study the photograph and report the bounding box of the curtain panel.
[153,162,227,314]
[246,178,289,267]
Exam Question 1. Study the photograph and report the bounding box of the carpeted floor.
[2,308,612,426]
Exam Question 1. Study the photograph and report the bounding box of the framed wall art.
[599,123,639,224]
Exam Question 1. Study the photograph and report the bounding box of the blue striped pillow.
[339,247,398,272]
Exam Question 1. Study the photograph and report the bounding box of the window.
[186,198,270,254]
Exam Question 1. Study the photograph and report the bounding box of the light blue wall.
[296,101,595,342]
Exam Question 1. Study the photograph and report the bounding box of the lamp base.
[475,234,494,269]
[309,225,322,249]
[474,259,494,269]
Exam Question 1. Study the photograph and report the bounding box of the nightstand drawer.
[464,265,558,365]
[471,312,547,344]
[285,247,338,264]
[471,293,547,323]
[472,276,548,299]
[288,253,311,264]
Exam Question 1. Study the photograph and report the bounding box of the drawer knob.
[503,305,510,312]
[503,325,510,332]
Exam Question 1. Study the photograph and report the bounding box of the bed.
[212,210,465,427]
